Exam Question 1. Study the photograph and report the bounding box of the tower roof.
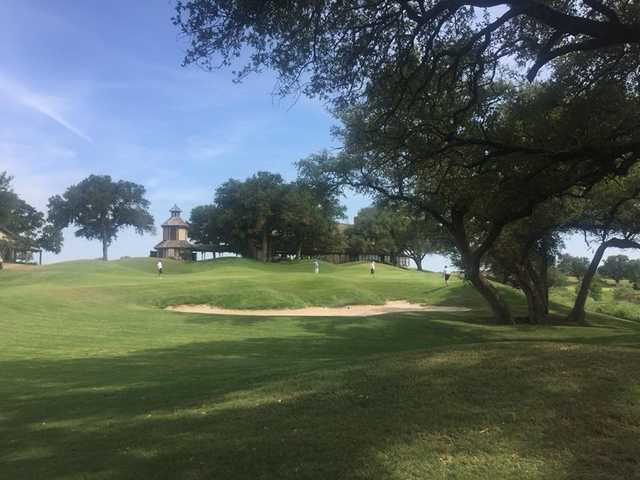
[162,205,189,227]
[162,216,189,227]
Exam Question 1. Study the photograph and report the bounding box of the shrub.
[613,285,640,302]
[549,268,572,287]
[595,303,640,321]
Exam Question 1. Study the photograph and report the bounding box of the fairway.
[1,258,639,479]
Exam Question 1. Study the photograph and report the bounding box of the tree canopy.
[321,70,640,323]
[0,171,62,261]
[599,255,632,284]
[190,169,345,261]
[48,175,155,261]
[557,254,591,280]
[174,0,640,106]
[346,203,447,270]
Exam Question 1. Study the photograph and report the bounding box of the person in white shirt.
[313,260,320,274]
[370,260,376,276]
[443,266,451,286]
[157,260,163,275]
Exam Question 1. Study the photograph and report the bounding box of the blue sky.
[0,0,636,270]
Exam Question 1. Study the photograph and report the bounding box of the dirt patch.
[166,300,470,317]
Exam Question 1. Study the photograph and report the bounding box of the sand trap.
[166,300,470,317]
[1,263,39,271]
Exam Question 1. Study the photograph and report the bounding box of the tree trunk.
[102,236,109,261]
[524,258,548,323]
[540,238,550,315]
[414,256,423,271]
[567,241,608,323]
[261,231,268,262]
[467,270,513,324]
[448,212,512,324]
[517,267,546,324]
[296,243,303,259]
[521,281,537,324]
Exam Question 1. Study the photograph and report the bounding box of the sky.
[0,0,636,271]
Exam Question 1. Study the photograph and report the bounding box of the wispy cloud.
[0,74,92,142]
[0,140,86,209]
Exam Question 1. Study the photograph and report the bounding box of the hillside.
[1,258,639,479]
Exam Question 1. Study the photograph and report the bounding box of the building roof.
[0,225,41,252]
[0,224,18,240]
[161,216,189,227]
[191,244,224,252]
[154,240,194,250]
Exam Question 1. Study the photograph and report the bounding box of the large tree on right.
[326,67,640,323]
[174,0,640,323]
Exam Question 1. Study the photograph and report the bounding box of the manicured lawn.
[1,258,639,479]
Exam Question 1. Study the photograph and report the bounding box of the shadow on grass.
[2,314,640,479]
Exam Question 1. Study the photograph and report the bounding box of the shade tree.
[626,259,640,288]
[557,254,591,281]
[598,255,631,284]
[346,203,448,270]
[190,169,346,261]
[320,64,640,323]
[189,204,225,254]
[48,175,155,261]
[278,182,346,258]
[0,171,62,260]
[213,172,286,260]
[561,166,640,322]
[487,165,640,323]
[480,201,566,323]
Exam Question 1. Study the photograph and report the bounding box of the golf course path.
[166,300,471,317]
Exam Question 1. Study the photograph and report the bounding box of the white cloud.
[0,74,92,143]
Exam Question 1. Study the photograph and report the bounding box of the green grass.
[550,275,640,322]
[1,258,639,479]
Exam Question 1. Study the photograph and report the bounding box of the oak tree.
[48,175,155,261]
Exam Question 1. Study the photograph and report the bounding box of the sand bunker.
[1,263,38,271]
[166,300,470,317]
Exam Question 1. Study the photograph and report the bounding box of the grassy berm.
[1,258,639,479]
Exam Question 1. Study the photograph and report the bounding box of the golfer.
[313,260,320,274]
[157,260,163,275]
[370,260,376,276]
[443,266,451,286]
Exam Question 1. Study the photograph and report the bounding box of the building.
[153,205,195,260]
[152,205,221,260]
[0,225,42,264]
